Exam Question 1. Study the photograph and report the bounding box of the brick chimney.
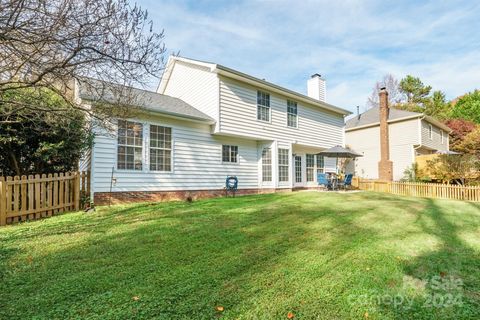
[378,87,393,181]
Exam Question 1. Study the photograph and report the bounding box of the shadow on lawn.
[381,198,480,319]
[0,192,382,319]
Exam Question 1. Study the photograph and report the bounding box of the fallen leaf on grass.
[216,306,224,312]
[287,311,294,319]
[132,296,140,301]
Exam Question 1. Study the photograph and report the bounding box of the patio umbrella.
[318,145,363,158]
[318,145,363,173]
[436,150,461,155]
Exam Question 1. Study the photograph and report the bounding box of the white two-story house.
[80,56,351,203]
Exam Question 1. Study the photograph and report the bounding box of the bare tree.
[0,0,167,124]
[366,74,405,109]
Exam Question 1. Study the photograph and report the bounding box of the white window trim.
[306,154,315,182]
[287,100,298,128]
[116,119,144,172]
[256,90,272,123]
[261,147,273,182]
[278,148,290,183]
[148,124,174,173]
[222,145,239,164]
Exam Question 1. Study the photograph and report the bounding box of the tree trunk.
[9,151,21,176]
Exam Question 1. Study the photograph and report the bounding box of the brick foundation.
[93,188,292,205]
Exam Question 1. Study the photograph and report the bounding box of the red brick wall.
[93,188,290,205]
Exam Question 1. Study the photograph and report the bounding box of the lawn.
[1,191,479,319]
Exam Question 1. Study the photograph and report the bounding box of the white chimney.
[307,73,326,102]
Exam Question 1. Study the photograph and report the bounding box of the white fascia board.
[422,115,452,133]
[345,115,422,132]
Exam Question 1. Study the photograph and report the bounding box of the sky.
[138,0,480,113]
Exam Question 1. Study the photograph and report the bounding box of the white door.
[294,155,303,187]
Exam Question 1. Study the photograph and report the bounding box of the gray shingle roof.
[79,79,214,123]
[345,107,421,129]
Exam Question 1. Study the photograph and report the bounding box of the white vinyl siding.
[160,60,220,132]
[345,126,380,179]
[388,120,419,180]
[79,149,92,172]
[219,77,344,149]
[421,120,448,152]
[91,114,259,193]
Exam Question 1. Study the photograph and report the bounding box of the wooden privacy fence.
[355,179,480,202]
[0,171,90,226]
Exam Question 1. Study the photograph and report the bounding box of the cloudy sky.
[138,0,480,113]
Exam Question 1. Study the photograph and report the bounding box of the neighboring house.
[345,89,452,181]
[80,56,351,203]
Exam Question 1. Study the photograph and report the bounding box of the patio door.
[294,155,302,186]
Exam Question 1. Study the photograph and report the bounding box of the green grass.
[1,191,479,319]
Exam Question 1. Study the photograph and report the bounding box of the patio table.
[326,173,339,191]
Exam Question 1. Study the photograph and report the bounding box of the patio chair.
[317,173,331,190]
[337,174,353,190]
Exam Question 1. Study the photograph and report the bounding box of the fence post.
[74,172,80,211]
[86,170,91,199]
[0,177,6,226]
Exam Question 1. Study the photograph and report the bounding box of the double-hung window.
[262,148,272,182]
[222,145,238,163]
[306,154,315,182]
[257,91,270,122]
[117,120,143,170]
[278,148,289,182]
[429,124,433,140]
[150,125,172,171]
[287,100,298,128]
[316,155,325,175]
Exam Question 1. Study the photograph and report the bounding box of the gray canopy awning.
[318,145,363,158]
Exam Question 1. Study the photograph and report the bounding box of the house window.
[441,130,444,144]
[429,124,433,140]
[222,145,238,163]
[306,154,315,182]
[257,91,270,122]
[117,120,143,170]
[150,125,172,171]
[262,148,272,182]
[278,148,289,182]
[316,155,325,175]
[287,100,298,128]
[294,156,302,183]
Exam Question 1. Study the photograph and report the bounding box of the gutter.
[345,114,422,132]
[421,115,452,133]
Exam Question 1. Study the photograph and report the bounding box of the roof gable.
[346,107,422,129]
[160,56,351,116]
